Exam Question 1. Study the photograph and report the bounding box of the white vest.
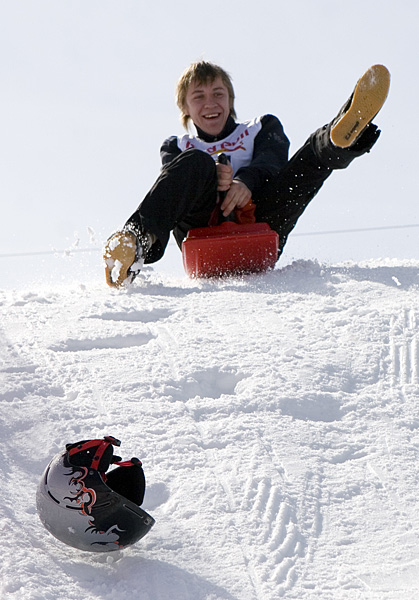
[177,117,262,175]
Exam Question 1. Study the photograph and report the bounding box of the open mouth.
[204,113,221,120]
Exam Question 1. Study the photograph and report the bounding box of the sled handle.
[208,154,231,226]
[217,153,231,205]
[217,152,230,166]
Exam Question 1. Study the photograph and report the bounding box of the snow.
[2,256,419,599]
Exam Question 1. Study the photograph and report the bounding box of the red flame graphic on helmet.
[66,467,97,515]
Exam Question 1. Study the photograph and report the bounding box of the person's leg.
[254,124,380,254]
[104,148,218,286]
[125,148,218,262]
[254,64,390,257]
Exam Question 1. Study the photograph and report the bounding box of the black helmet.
[36,435,155,552]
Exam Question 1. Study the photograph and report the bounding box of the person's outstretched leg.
[104,149,218,286]
[255,64,390,256]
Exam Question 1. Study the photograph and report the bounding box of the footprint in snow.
[164,367,247,400]
[279,393,344,422]
[49,332,155,352]
[87,308,174,323]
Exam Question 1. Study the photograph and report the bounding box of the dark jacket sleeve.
[160,135,182,167]
[233,114,290,194]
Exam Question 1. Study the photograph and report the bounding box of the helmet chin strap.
[114,457,142,467]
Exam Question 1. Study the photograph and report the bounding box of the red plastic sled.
[182,221,279,278]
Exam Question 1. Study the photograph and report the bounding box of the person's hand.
[220,180,252,216]
[216,161,233,191]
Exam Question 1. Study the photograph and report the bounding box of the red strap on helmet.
[67,436,121,470]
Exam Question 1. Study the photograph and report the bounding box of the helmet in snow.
[36,435,155,552]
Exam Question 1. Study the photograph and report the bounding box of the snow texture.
[1,258,419,599]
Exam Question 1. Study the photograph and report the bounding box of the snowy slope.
[1,259,419,600]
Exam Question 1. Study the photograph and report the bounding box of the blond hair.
[176,61,236,129]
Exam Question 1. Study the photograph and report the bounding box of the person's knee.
[181,148,216,171]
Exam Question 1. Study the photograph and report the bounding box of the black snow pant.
[125,124,380,264]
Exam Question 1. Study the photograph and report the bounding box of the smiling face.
[183,77,232,136]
